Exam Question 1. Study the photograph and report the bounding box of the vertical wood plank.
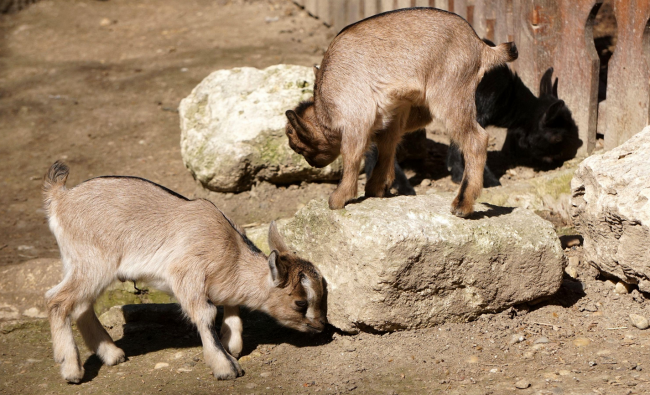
[396,0,412,8]
[365,0,380,16]
[294,0,305,6]
[381,0,394,12]
[603,0,650,150]
[415,0,431,7]
[317,0,332,25]
[554,0,602,155]
[435,0,449,10]
[333,0,348,33]
[453,0,468,20]
[510,0,560,94]
[305,0,318,16]
[347,0,362,24]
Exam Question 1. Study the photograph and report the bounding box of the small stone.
[420,179,432,187]
[515,379,530,389]
[245,383,257,389]
[629,314,649,330]
[176,367,192,373]
[573,337,591,347]
[100,18,111,26]
[615,282,632,295]
[589,361,597,367]
[534,337,550,344]
[565,265,578,279]
[490,368,499,373]
[154,362,169,370]
[22,307,46,318]
[509,334,525,344]
[467,356,479,363]
[604,280,616,289]
[260,372,272,378]
[558,370,571,376]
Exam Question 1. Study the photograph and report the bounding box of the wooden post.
[603,0,650,150]
[510,0,561,95]
[332,0,348,33]
[317,0,333,25]
[553,0,602,155]
[364,0,380,17]
[347,0,362,24]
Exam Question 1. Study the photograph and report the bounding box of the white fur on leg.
[97,342,126,366]
[220,306,243,358]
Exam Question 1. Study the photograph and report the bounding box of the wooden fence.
[294,0,650,154]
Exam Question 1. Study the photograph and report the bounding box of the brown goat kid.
[285,8,518,217]
[42,161,326,383]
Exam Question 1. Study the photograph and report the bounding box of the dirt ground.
[3,1,649,394]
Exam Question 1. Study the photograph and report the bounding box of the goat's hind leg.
[365,127,401,198]
[220,305,243,358]
[46,274,85,383]
[449,120,489,217]
[76,304,125,366]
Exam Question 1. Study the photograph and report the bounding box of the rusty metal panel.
[603,0,650,150]
[554,0,602,155]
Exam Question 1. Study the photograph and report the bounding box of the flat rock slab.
[572,125,650,291]
[179,64,341,192]
[0,258,61,320]
[279,195,565,333]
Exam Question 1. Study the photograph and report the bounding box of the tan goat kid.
[285,7,518,217]
[42,161,326,383]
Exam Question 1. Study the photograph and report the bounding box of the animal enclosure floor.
[1,1,648,395]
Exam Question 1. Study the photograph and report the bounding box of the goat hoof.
[101,346,126,366]
[213,363,243,380]
[62,364,84,384]
[328,193,347,210]
[451,201,473,218]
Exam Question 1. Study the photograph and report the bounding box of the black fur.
[447,39,580,185]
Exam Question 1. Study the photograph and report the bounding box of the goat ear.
[268,221,290,253]
[313,64,320,79]
[268,250,286,287]
[285,110,314,142]
[541,100,566,126]
[539,67,554,97]
[552,77,559,98]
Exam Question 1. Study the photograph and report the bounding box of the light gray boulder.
[0,258,61,320]
[180,64,341,192]
[274,194,565,333]
[571,125,650,292]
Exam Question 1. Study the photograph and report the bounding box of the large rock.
[180,64,342,192]
[571,125,650,291]
[276,194,565,333]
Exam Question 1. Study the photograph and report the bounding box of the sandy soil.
[3,1,648,395]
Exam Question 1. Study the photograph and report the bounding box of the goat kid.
[285,7,517,217]
[446,61,580,184]
[42,161,326,383]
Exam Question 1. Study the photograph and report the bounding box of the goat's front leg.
[365,129,401,198]
[329,131,367,209]
[220,306,243,358]
[183,298,243,379]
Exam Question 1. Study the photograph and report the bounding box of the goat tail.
[480,41,518,73]
[43,161,69,212]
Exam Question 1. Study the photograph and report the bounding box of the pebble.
[615,282,632,294]
[154,362,169,370]
[260,372,272,378]
[534,337,550,344]
[176,367,192,373]
[245,383,257,389]
[515,379,530,389]
[629,314,649,330]
[420,179,432,187]
[100,18,111,27]
[573,337,591,347]
[604,279,616,289]
[509,334,525,344]
[565,265,579,279]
